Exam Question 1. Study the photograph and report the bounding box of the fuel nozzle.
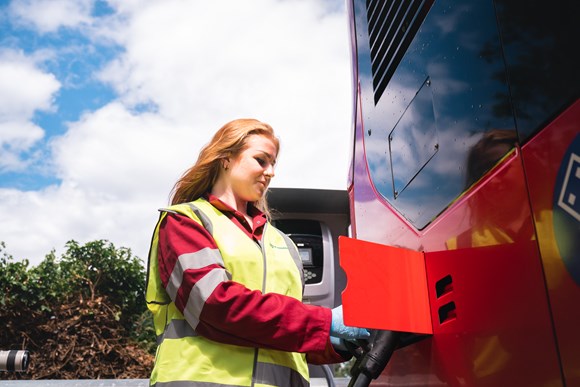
[348,330,400,387]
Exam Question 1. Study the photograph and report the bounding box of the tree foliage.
[0,240,155,379]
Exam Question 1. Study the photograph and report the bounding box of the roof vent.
[366,0,433,104]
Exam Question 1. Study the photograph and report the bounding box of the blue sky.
[1,0,119,189]
[0,0,352,266]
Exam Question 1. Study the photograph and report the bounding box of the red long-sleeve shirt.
[156,195,345,364]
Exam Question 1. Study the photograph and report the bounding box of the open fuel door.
[339,236,433,334]
[339,235,558,346]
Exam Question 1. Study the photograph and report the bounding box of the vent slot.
[438,301,457,324]
[435,274,453,298]
[365,0,433,104]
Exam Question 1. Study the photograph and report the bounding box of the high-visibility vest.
[146,198,308,387]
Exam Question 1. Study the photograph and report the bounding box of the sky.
[0,0,353,267]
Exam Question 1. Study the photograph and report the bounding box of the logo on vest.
[269,243,289,250]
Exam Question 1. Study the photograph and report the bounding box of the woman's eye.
[256,157,266,166]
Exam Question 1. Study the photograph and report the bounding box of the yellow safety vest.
[146,198,309,387]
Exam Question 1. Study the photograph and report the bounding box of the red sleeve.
[158,212,346,362]
[306,339,352,365]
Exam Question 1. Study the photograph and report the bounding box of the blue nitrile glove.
[330,305,371,340]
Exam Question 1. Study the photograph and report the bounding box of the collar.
[204,193,266,223]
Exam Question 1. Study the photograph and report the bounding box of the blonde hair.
[170,118,280,216]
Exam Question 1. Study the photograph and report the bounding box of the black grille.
[366,0,433,104]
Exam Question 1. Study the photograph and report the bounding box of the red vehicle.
[340,0,580,385]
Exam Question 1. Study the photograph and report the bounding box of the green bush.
[0,240,155,352]
[57,240,147,329]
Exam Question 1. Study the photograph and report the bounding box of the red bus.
[340,0,580,385]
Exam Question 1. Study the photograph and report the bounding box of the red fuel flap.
[339,236,433,334]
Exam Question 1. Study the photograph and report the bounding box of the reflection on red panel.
[522,99,580,384]
[426,241,560,386]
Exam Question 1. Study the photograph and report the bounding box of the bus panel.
[344,0,580,385]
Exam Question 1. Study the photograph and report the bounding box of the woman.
[146,118,369,387]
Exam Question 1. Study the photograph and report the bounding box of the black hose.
[320,364,336,387]
[360,330,400,379]
[351,372,371,387]
[348,330,401,387]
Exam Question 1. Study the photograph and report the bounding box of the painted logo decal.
[553,133,580,284]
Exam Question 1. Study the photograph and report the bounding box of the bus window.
[355,0,517,229]
[494,0,580,142]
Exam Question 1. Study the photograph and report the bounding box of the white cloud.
[0,182,161,266]
[0,121,45,170]
[1,0,353,266]
[8,0,95,33]
[95,0,353,189]
[0,50,60,120]
[0,49,60,171]
[50,102,193,200]
[99,2,350,119]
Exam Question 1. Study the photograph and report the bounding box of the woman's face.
[226,134,277,204]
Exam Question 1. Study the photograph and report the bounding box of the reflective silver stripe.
[160,202,213,235]
[153,381,242,387]
[255,361,309,387]
[183,268,230,329]
[279,232,305,290]
[258,236,267,293]
[185,202,214,235]
[157,319,198,344]
[166,248,225,301]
